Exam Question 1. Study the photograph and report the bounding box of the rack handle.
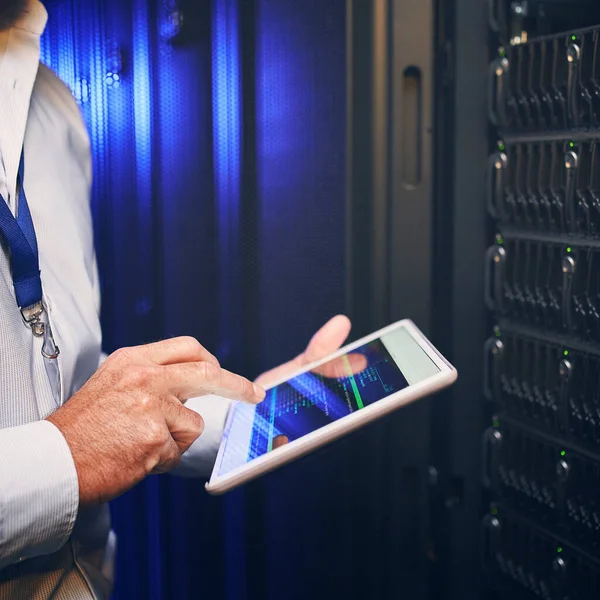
[567,44,581,128]
[485,245,507,312]
[564,151,578,234]
[487,152,508,219]
[489,57,509,127]
[482,427,502,489]
[484,337,504,401]
[561,255,576,332]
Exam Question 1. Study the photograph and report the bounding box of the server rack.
[483,2,600,598]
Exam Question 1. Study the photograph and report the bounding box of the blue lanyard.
[0,151,59,360]
[0,152,43,311]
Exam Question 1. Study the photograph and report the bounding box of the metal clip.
[21,302,45,338]
[20,301,61,360]
[42,326,60,360]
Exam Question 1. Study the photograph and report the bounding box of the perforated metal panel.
[41,0,347,598]
[255,0,346,369]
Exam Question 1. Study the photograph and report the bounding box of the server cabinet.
[482,2,600,599]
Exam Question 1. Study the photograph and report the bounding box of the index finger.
[132,337,220,367]
[162,362,266,404]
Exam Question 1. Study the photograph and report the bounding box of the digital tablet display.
[216,325,440,477]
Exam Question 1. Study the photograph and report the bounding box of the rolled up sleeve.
[0,421,79,569]
[175,395,232,478]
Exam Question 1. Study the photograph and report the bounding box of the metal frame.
[345,0,436,597]
[426,0,492,598]
[345,0,493,598]
[439,0,490,598]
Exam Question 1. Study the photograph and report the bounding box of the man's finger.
[271,434,289,450]
[254,315,354,387]
[303,315,352,364]
[129,337,220,367]
[162,362,266,404]
[151,436,185,475]
[162,399,205,454]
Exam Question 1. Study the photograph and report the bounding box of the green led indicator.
[572,35,577,41]
[499,48,506,57]
[557,547,563,553]
[560,450,566,457]
[497,235,504,245]
[493,419,500,428]
[495,330,501,338]
[498,142,505,151]
[570,141,575,148]
[564,350,569,356]
[567,247,572,253]
[491,507,498,515]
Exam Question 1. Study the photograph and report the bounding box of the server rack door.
[346,0,438,598]
[428,0,491,599]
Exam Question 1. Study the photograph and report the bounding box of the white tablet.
[206,319,457,495]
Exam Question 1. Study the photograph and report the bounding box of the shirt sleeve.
[174,395,232,478]
[0,420,79,568]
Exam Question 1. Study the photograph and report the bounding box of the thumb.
[303,315,352,363]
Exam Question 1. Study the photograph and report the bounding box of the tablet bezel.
[206,319,457,495]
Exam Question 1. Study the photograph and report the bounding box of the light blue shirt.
[0,2,231,597]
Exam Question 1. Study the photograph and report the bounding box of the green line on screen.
[343,355,365,410]
[267,387,277,452]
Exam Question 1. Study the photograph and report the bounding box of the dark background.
[39,0,600,598]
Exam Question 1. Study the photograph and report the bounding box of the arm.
[0,421,79,568]
[0,67,84,568]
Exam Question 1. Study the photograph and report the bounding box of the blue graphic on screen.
[240,339,408,467]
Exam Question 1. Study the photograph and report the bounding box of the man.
[0,0,353,597]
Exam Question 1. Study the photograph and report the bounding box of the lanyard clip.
[20,301,60,360]
[21,301,45,337]
[42,325,60,360]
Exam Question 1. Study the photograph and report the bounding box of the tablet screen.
[217,325,440,476]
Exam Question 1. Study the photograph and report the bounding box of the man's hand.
[255,314,364,386]
[47,337,265,507]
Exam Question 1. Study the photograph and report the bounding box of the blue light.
[74,78,90,104]
[213,0,242,191]
[105,72,122,88]
[160,1,183,42]
[212,0,242,356]
[132,0,153,185]
[212,6,245,600]
[130,0,155,351]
